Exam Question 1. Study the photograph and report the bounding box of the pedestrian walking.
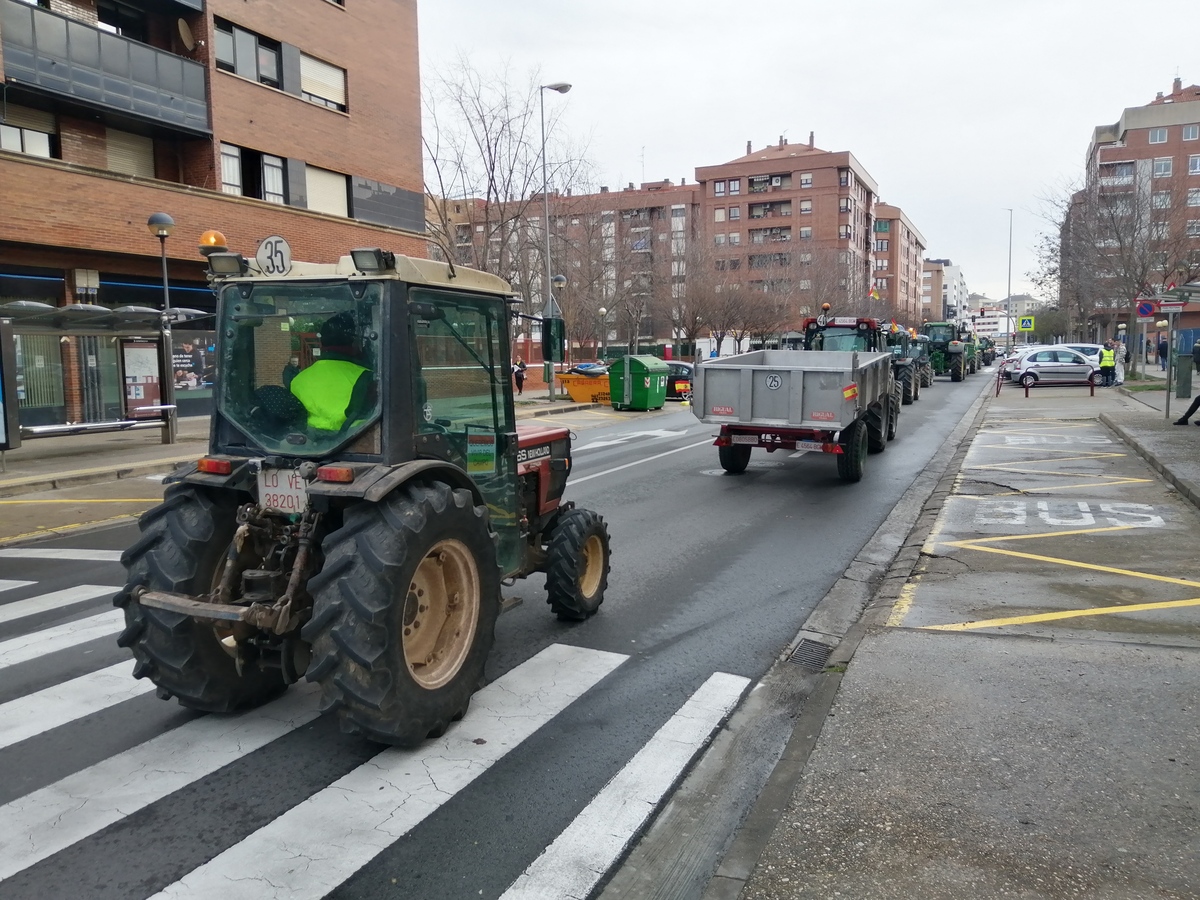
[512,356,527,395]
[1192,339,1200,374]
[1098,343,1116,387]
[1157,337,1169,371]
[1114,341,1128,386]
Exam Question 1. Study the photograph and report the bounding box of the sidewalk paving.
[716,379,1200,899]
[0,397,598,498]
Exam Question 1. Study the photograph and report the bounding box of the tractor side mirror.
[542,316,565,363]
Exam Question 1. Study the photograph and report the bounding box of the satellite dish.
[177,18,196,52]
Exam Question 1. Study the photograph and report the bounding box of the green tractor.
[921,322,978,382]
[884,328,922,404]
[978,335,997,365]
[115,239,611,747]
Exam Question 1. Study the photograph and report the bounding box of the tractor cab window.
[926,325,955,342]
[807,327,867,352]
[217,280,383,455]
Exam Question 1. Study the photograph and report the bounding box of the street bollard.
[1176,351,1193,399]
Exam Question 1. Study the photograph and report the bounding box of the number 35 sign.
[256,235,293,276]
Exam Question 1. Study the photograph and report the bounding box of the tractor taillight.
[197,457,233,475]
[317,466,355,483]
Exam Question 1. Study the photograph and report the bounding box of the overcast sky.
[418,0,1193,304]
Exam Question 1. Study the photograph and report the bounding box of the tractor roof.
[212,255,514,298]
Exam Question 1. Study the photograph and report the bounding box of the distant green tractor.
[921,322,977,382]
[978,336,997,365]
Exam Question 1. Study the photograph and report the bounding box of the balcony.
[0,0,209,135]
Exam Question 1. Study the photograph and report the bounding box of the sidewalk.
[713,380,1200,900]
[0,397,598,498]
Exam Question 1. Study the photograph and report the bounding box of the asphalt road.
[0,376,987,900]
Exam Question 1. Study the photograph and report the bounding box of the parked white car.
[1010,347,1099,387]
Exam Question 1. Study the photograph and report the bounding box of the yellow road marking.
[0,513,139,545]
[886,580,919,627]
[924,596,1200,631]
[0,498,157,504]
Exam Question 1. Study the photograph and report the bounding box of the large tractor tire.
[950,356,964,382]
[115,484,289,712]
[901,369,915,405]
[837,419,868,483]
[911,373,921,402]
[866,400,888,453]
[545,508,611,621]
[920,367,932,388]
[303,481,500,746]
[718,444,752,474]
[968,356,977,375]
[887,390,900,441]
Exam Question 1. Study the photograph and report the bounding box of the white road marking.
[501,671,750,900]
[571,439,713,485]
[0,609,125,670]
[0,584,120,625]
[574,428,691,452]
[150,643,628,900]
[0,683,322,882]
[0,548,124,562]
[0,580,34,595]
[0,661,153,750]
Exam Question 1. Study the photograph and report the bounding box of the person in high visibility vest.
[1098,343,1116,387]
[289,312,372,432]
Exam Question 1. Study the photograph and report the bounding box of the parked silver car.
[1010,347,1099,386]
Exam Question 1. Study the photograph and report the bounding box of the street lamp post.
[597,306,607,361]
[1004,208,1013,336]
[539,81,571,402]
[147,212,176,445]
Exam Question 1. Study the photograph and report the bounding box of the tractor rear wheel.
[115,484,288,712]
[303,482,499,746]
[912,373,921,401]
[887,390,900,441]
[545,508,611,621]
[950,356,964,382]
[866,400,888,453]
[901,370,915,404]
[837,419,868,483]
[718,444,752,474]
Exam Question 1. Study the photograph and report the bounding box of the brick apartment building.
[872,203,926,322]
[0,0,425,428]
[1070,77,1200,344]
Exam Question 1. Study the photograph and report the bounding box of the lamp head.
[542,82,572,94]
[147,212,175,239]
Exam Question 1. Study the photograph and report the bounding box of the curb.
[1099,412,1200,511]
[0,456,196,499]
[517,402,601,418]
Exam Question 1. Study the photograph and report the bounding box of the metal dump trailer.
[692,349,897,482]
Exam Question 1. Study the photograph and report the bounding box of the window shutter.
[305,165,348,216]
[106,129,154,177]
[1,104,56,133]
[300,54,346,106]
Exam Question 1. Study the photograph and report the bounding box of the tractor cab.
[802,316,885,352]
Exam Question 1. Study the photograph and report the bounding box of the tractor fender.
[946,341,965,354]
[305,459,484,508]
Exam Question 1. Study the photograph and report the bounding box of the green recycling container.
[608,355,669,410]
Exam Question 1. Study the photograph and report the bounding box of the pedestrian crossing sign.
[1018,316,1035,331]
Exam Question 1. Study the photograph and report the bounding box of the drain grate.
[788,638,833,673]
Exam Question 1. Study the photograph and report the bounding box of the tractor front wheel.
[303,482,499,746]
[901,370,915,405]
[115,484,288,713]
[545,508,611,621]
[866,400,888,453]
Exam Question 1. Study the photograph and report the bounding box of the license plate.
[730,434,758,445]
[257,466,307,513]
[795,441,824,452]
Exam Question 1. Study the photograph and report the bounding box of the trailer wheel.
[115,484,288,713]
[718,444,752,474]
[303,481,499,746]
[866,401,888,453]
[950,356,964,382]
[837,420,868,483]
[545,508,611,621]
[901,370,915,405]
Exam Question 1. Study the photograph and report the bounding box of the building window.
[728,206,741,220]
[728,232,741,246]
[1152,191,1171,209]
[222,143,288,203]
[671,207,686,218]
[874,220,890,233]
[300,54,348,111]
[1154,157,1173,178]
[876,259,889,270]
[1149,127,1168,144]
[714,234,726,245]
[714,208,726,222]
[215,19,282,88]
[839,225,852,239]
[0,105,55,158]
[798,199,812,215]
[97,0,147,43]
[728,179,740,195]
[839,198,852,213]
[1189,189,1200,207]
[1188,220,1200,237]
[798,226,812,239]
[714,180,726,197]
[220,143,242,194]
[1185,125,1200,141]
[838,169,850,187]
[875,239,889,251]
[800,173,812,188]
[1190,155,1200,175]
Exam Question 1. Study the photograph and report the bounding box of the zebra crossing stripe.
[0,661,153,751]
[500,671,750,900]
[0,683,322,882]
[0,584,120,626]
[0,580,35,595]
[0,549,124,562]
[149,643,628,900]
[0,609,125,671]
